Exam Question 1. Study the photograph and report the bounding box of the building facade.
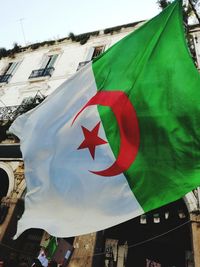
[0,21,200,267]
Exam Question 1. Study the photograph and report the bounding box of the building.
[0,20,200,267]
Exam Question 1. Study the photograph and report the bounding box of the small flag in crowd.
[146,259,161,267]
[46,237,58,259]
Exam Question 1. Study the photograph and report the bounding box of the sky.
[0,0,161,49]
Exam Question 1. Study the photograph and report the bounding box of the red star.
[78,122,107,159]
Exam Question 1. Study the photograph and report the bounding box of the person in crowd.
[37,248,48,267]
[48,260,57,267]
[18,261,29,267]
[3,252,18,267]
[31,258,43,267]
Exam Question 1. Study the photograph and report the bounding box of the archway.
[0,168,9,201]
[0,162,15,197]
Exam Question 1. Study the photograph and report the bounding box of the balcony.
[29,67,55,79]
[0,105,19,121]
[0,143,22,159]
[77,61,90,71]
[0,74,12,83]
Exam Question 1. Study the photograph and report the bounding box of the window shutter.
[47,54,58,68]
[5,62,18,75]
[41,56,51,69]
[85,47,95,61]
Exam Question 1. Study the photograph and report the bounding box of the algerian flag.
[46,237,58,259]
[10,0,200,238]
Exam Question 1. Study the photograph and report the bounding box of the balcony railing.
[0,74,12,83]
[0,105,19,121]
[77,61,90,71]
[29,67,55,79]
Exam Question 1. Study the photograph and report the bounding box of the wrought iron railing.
[0,91,46,142]
[0,74,12,83]
[77,61,90,71]
[0,105,19,121]
[29,67,55,79]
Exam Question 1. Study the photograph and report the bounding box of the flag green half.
[93,0,200,212]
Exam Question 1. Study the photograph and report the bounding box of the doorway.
[0,168,9,200]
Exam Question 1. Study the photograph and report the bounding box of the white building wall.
[0,26,140,108]
[0,20,198,111]
[193,30,200,68]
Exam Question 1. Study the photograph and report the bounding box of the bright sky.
[0,0,160,49]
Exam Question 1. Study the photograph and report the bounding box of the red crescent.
[72,91,140,177]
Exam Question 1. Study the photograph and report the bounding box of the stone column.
[0,197,18,242]
[190,212,200,267]
[68,232,103,267]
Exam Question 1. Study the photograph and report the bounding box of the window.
[91,46,105,59]
[0,61,19,83]
[29,54,58,79]
[77,45,105,71]
[41,54,58,69]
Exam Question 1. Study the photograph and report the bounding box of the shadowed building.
[0,19,200,267]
